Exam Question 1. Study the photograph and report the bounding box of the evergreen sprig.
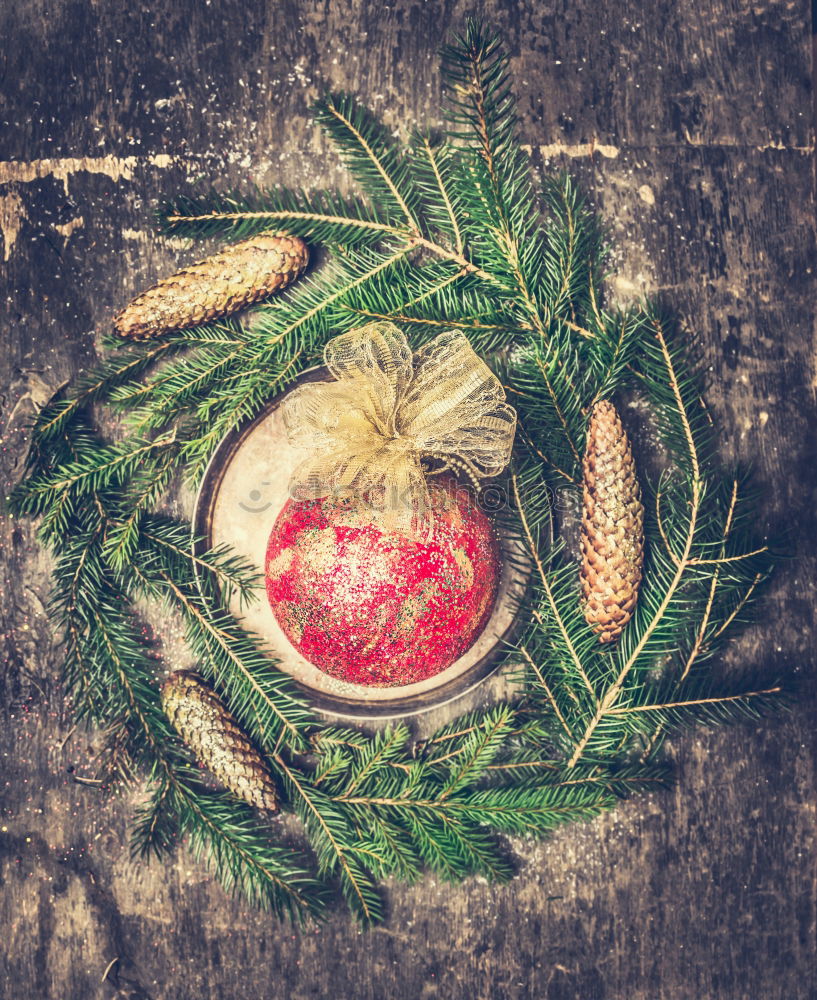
[7,19,782,926]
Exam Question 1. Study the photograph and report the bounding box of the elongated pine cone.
[114,232,308,340]
[160,670,279,812]
[580,400,645,643]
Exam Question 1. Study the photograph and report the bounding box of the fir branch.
[102,453,177,569]
[177,348,305,483]
[564,311,771,766]
[125,555,312,753]
[680,477,741,682]
[31,342,178,444]
[440,705,514,797]
[411,134,464,254]
[517,646,576,745]
[52,526,112,724]
[173,781,327,923]
[713,573,764,639]
[132,778,179,859]
[11,434,177,514]
[310,727,371,753]
[539,174,608,327]
[605,682,783,728]
[511,472,598,706]
[138,515,261,609]
[274,753,384,926]
[339,725,413,797]
[177,244,411,483]
[160,187,396,246]
[505,333,589,481]
[313,93,422,230]
[585,309,644,404]
[441,20,547,317]
[339,256,518,350]
[112,339,250,432]
[39,485,324,922]
[453,783,615,837]
[132,765,327,923]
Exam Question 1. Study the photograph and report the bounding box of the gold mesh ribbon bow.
[282,322,517,534]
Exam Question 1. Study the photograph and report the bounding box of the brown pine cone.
[114,232,308,340]
[160,670,279,812]
[579,400,645,644]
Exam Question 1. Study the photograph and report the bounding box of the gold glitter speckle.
[451,546,474,589]
[267,548,294,578]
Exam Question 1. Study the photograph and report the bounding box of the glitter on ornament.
[264,477,501,687]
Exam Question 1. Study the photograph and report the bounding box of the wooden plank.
[1,2,814,998]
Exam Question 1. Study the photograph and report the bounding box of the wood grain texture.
[1,2,815,998]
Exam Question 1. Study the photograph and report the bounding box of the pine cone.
[580,400,645,643]
[114,232,308,340]
[160,670,279,812]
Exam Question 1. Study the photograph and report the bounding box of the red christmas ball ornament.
[264,478,501,687]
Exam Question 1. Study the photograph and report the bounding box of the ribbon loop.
[282,322,517,534]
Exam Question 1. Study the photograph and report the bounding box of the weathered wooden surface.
[1,2,815,998]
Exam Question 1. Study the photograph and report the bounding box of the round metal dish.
[192,367,529,721]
